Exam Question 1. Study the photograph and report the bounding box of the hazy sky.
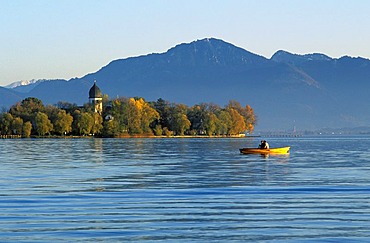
[1,0,370,86]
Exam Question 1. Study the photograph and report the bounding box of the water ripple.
[1,137,370,241]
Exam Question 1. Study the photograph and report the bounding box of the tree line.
[0,97,256,137]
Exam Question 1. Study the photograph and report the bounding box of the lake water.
[1,136,370,242]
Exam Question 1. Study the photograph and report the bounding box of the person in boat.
[258,140,269,149]
[258,140,263,148]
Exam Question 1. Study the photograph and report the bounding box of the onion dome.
[89,81,102,99]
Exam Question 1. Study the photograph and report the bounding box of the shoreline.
[1,134,259,139]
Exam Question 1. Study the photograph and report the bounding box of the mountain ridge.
[2,38,370,131]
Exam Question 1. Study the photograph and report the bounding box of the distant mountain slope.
[0,87,24,109]
[2,38,370,130]
[272,51,370,124]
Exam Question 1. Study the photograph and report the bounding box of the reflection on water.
[256,153,290,161]
[0,136,370,242]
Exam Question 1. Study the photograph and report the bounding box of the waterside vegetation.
[0,97,256,138]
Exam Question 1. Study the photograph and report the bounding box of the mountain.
[271,50,332,64]
[2,38,370,131]
[0,87,24,110]
[5,79,46,92]
[271,51,370,128]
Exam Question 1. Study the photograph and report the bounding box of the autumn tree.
[124,97,159,135]
[226,100,256,133]
[141,101,159,134]
[1,96,257,137]
[91,112,103,135]
[22,121,32,137]
[153,124,163,136]
[244,105,256,133]
[227,108,246,135]
[126,98,143,134]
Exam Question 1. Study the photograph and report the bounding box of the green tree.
[35,112,53,136]
[71,109,82,134]
[11,117,24,135]
[75,112,94,135]
[204,113,218,136]
[173,113,191,136]
[9,97,45,122]
[106,98,127,135]
[103,119,120,137]
[188,104,207,134]
[44,105,60,121]
[153,98,171,129]
[167,104,189,134]
[0,113,14,135]
[216,110,232,135]
[54,110,73,135]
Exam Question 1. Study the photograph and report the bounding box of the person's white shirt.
[265,142,269,149]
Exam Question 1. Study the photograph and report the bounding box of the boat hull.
[239,146,290,155]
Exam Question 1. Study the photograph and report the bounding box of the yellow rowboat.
[239,146,290,155]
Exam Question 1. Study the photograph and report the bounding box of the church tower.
[89,81,103,114]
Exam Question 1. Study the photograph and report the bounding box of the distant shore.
[1,134,257,139]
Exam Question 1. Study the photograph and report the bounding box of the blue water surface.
[0,136,370,242]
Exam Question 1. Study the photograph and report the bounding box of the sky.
[1,0,370,86]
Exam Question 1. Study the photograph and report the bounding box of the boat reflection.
[260,153,290,163]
